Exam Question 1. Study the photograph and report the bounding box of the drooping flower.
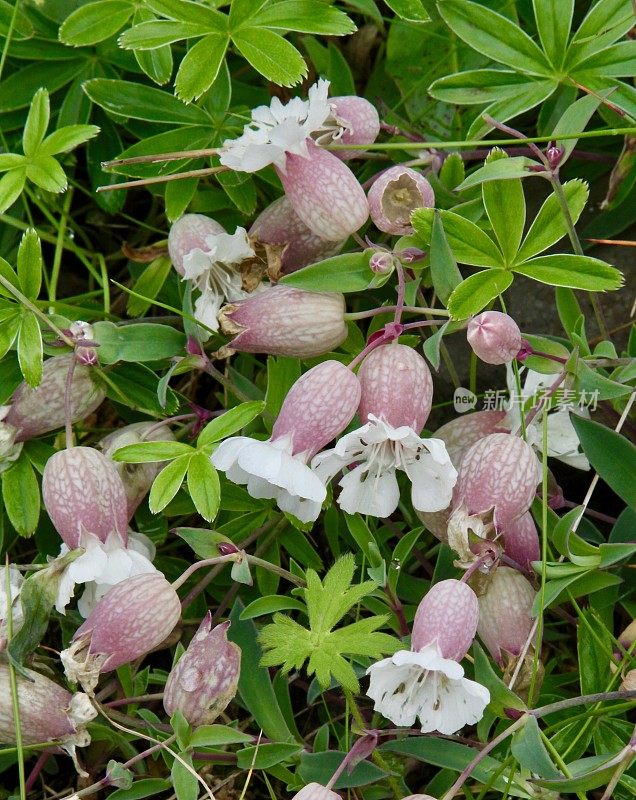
[61,572,181,692]
[0,566,24,650]
[313,344,457,517]
[219,80,369,241]
[504,365,589,470]
[467,311,522,365]
[476,567,536,666]
[501,511,540,571]
[5,354,105,442]
[218,285,348,358]
[316,94,381,160]
[366,579,489,735]
[163,616,241,727]
[212,360,361,523]
[367,166,435,235]
[249,196,344,276]
[42,447,157,615]
[433,410,508,469]
[168,214,257,336]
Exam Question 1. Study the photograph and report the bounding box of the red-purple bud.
[168,213,225,276]
[476,567,536,666]
[412,579,479,661]
[43,446,129,549]
[62,573,181,691]
[369,251,395,274]
[501,511,540,571]
[467,311,523,365]
[219,285,347,358]
[328,95,381,160]
[435,410,508,468]
[163,616,240,727]
[368,166,434,235]
[5,355,105,442]
[358,344,433,433]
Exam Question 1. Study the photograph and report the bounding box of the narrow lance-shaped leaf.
[22,87,50,158]
[481,150,526,266]
[186,452,220,522]
[174,34,228,103]
[16,228,42,301]
[17,311,43,387]
[447,269,514,320]
[429,211,462,304]
[231,27,307,87]
[513,254,623,291]
[59,0,134,47]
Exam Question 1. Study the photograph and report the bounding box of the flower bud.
[369,251,395,274]
[61,572,181,691]
[453,433,540,529]
[219,285,347,358]
[168,213,225,276]
[412,579,479,661]
[69,321,98,366]
[619,619,636,652]
[434,410,508,468]
[43,446,129,549]
[467,311,522,365]
[502,511,540,571]
[476,567,536,666]
[278,140,369,241]
[327,95,381,160]
[5,355,105,442]
[100,421,175,520]
[368,166,434,235]
[358,344,433,433]
[249,196,343,275]
[292,784,341,800]
[620,669,636,691]
[0,663,96,749]
[163,616,240,727]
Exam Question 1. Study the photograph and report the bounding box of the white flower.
[366,644,490,735]
[219,79,334,172]
[181,227,256,336]
[312,415,457,518]
[211,434,326,524]
[55,529,157,616]
[0,566,24,647]
[504,366,589,470]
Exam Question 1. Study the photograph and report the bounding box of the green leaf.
[0,153,25,172]
[149,454,191,513]
[482,151,526,265]
[511,716,561,779]
[422,320,449,371]
[186,452,220,522]
[383,0,429,22]
[0,61,85,114]
[251,1,357,35]
[533,0,573,70]
[429,211,462,303]
[0,311,20,359]
[26,156,67,193]
[0,167,26,213]
[566,0,634,64]
[473,642,527,717]
[39,124,100,157]
[577,608,613,695]
[189,724,252,748]
[135,40,174,86]
[265,357,300,423]
[280,250,375,293]
[216,170,256,215]
[92,321,187,364]
[17,228,42,301]
[232,27,307,86]
[240,595,307,620]
[0,0,33,39]
[513,254,623,291]
[197,401,264,448]
[111,441,195,463]
[532,752,627,793]
[515,180,588,263]
[59,0,133,46]
[171,756,197,800]
[467,81,556,140]
[411,208,504,268]
[534,569,622,613]
[127,256,173,317]
[456,156,535,191]
[175,34,228,102]
[552,94,602,162]
[570,415,636,508]
[17,312,42,387]
[108,779,172,800]
[236,742,302,770]
[438,0,551,76]
[22,88,49,158]
[147,0,228,30]
[299,750,389,790]
[83,79,210,125]
[1,451,40,536]
[118,20,210,49]
[429,70,539,105]
[438,153,464,190]
[6,565,59,666]
[447,269,514,320]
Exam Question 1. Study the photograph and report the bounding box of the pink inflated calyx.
[249,196,343,275]
[271,360,361,460]
[502,511,540,571]
[163,616,241,727]
[434,410,508,468]
[278,140,369,241]
[412,579,479,661]
[453,433,540,529]
[168,213,225,276]
[219,285,347,358]
[358,343,433,433]
[476,567,536,666]
[467,311,523,365]
[42,447,129,549]
[5,354,105,442]
[367,166,435,236]
[327,95,381,160]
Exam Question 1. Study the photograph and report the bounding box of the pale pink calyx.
[368,166,435,235]
[218,285,347,358]
[476,567,536,666]
[292,784,342,800]
[163,616,241,727]
[212,361,361,524]
[0,405,22,474]
[5,354,105,442]
[249,196,344,276]
[412,579,479,661]
[467,311,522,365]
[61,572,181,692]
[501,511,540,571]
[315,95,381,160]
[68,321,99,366]
[168,213,225,276]
[434,410,508,468]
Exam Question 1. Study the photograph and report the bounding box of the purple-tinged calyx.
[168,213,225,277]
[317,95,381,161]
[367,166,434,235]
[61,572,181,692]
[501,511,540,572]
[218,285,347,358]
[163,616,241,727]
[434,410,509,469]
[467,311,523,365]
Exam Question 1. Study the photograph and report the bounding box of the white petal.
[182,248,213,280]
[404,450,457,513]
[194,289,222,333]
[337,463,400,518]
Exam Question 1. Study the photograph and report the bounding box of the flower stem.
[64,355,77,450]
[0,274,75,347]
[344,305,450,320]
